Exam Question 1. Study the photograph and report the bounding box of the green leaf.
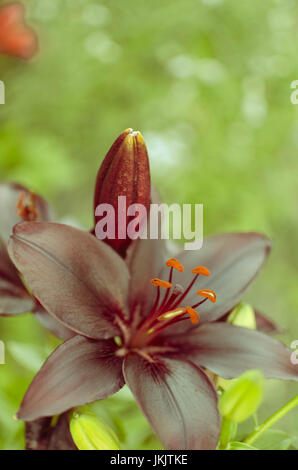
[7,341,48,372]
[227,442,258,450]
[253,430,292,450]
[219,369,264,423]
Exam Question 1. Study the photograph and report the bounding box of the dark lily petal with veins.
[123,355,221,450]
[254,310,285,335]
[0,237,35,314]
[217,308,284,335]
[162,233,271,325]
[126,236,166,323]
[8,222,130,339]
[0,236,23,287]
[175,323,298,381]
[0,283,35,315]
[18,336,125,421]
[34,308,75,341]
[0,183,51,243]
[125,184,167,322]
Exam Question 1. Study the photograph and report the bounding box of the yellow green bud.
[227,302,256,330]
[219,369,264,423]
[70,408,120,450]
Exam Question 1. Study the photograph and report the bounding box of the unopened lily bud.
[227,302,256,330]
[219,369,264,423]
[94,128,151,257]
[70,409,120,450]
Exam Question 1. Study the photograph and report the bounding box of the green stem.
[219,417,237,450]
[244,395,298,445]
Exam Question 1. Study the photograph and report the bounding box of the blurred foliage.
[0,0,298,449]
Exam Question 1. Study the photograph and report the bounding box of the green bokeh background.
[0,0,297,449]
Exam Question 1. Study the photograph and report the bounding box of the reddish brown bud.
[94,128,151,257]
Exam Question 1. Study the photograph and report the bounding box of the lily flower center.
[15,191,39,221]
[129,258,216,348]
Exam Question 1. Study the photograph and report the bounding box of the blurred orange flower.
[0,2,38,60]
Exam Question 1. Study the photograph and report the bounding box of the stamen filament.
[191,297,208,309]
[160,284,184,314]
[170,273,199,309]
[150,286,160,317]
[158,266,173,312]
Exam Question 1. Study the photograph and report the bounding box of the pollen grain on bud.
[166,258,184,272]
[150,278,172,289]
[192,266,210,276]
[197,289,216,303]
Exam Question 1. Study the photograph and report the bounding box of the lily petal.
[8,222,130,339]
[0,236,23,286]
[0,236,35,315]
[254,310,285,335]
[126,237,166,323]
[165,232,271,324]
[17,336,124,421]
[34,307,75,341]
[177,323,298,381]
[123,355,221,450]
[0,283,35,315]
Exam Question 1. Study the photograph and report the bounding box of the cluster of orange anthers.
[16,191,39,221]
[140,258,216,339]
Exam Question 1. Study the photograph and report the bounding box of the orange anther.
[150,278,172,289]
[157,308,186,322]
[186,306,200,324]
[197,289,216,303]
[192,266,210,276]
[166,258,184,272]
[16,191,25,211]
[15,191,39,221]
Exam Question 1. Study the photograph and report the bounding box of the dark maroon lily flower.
[0,182,74,340]
[7,221,298,450]
[0,2,38,60]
